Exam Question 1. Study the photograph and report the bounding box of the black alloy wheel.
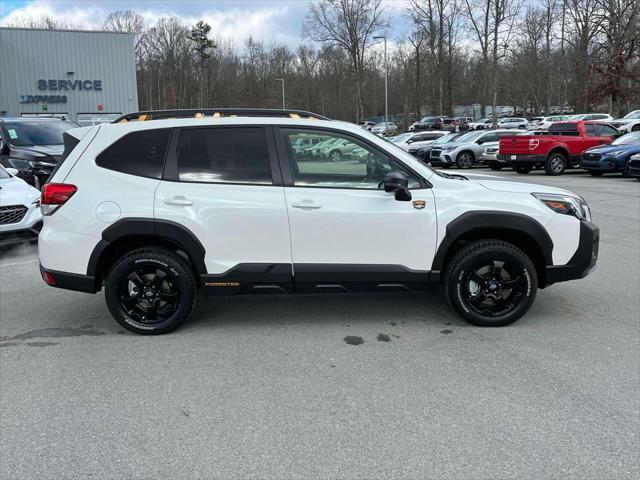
[445,240,537,327]
[105,247,197,334]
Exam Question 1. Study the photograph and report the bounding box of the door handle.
[291,200,322,210]
[163,196,193,206]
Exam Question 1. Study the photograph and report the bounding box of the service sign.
[19,79,103,103]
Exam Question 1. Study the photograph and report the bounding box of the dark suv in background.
[0,117,78,189]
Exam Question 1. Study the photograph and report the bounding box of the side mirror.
[382,171,412,201]
[6,167,19,176]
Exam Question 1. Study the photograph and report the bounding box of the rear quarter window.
[96,128,171,179]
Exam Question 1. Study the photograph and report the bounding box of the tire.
[489,164,503,171]
[105,247,197,335]
[514,164,532,174]
[589,170,605,176]
[456,151,475,169]
[441,163,452,169]
[444,240,538,327]
[545,151,566,175]
[329,150,342,162]
[623,160,631,178]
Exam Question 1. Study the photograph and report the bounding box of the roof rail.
[112,108,330,123]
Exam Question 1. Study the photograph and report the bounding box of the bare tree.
[305,0,388,119]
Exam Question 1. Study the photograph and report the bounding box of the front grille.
[0,205,28,225]
[582,153,602,162]
[431,148,441,158]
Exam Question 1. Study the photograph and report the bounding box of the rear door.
[155,125,292,290]
[276,127,437,292]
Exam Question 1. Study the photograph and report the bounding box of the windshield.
[392,133,412,143]
[3,121,76,147]
[0,165,11,180]
[612,132,640,145]
[623,111,640,119]
[453,131,484,143]
[432,132,464,144]
[568,114,585,121]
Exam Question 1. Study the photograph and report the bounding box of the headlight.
[605,150,625,157]
[32,198,41,208]
[532,193,591,221]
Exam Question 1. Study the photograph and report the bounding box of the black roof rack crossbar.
[112,108,330,123]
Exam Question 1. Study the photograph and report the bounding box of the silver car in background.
[430,129,515,169]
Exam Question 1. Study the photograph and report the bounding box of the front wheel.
[329,150,342,162]
[105,247,197,335]
[589,170,605,177]
[514,164,532,174]
[456,152,474,169]
[444,240,538,327]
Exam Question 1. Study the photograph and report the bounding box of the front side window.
[176,127,272,184]
[96,128,170,179]
[281,129,421,190]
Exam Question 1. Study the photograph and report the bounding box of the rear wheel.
[545,152,567,175]
[514,164,532,174]
[444,240,538,327]
[105,247,197,335]
[456,152,475,169]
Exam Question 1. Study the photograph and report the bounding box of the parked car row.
[405,119,640,179]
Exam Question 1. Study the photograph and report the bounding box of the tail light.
[41,183,77,215]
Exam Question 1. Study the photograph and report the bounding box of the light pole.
[374,36,388,136]
[275,78,285,109]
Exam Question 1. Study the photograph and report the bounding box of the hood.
[0,175,41,206]
[461,172,575,196]
[9,144,64,160]
[584,144,640,155]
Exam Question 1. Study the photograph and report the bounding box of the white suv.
[38,109,599,334]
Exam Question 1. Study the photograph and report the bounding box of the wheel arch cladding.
[87,218,207,279]
[432,211,553,284]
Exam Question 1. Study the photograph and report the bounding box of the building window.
[77,113,122,127]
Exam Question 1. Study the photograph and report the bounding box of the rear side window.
[595,124,617,137]
[96,128,170,179]
[176,127,272,184]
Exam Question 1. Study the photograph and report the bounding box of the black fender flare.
[87,218,207,276]
[431,211,554,272]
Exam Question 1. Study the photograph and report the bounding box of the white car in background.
[371,122,398,136]
[530,115,571,130]
[497,117,529,129]
[0,165,42,243]
[610,110,640,134]
[393,131,448,153]
[568,113,614,122]
[467,118,493,130]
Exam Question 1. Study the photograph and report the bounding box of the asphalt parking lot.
[1,169,638,479]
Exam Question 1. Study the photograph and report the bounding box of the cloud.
[0,0,310,47]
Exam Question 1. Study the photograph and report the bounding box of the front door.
[277,127,438,292]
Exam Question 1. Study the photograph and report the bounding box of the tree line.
[8,0,640,125]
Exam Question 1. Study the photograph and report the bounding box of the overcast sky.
[0,0,412,48]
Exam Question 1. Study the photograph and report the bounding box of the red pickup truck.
[498,121,619,175]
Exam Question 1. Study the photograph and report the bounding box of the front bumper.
[628,160,640,178]
[543,221,599,287]
[580,157,621,171]
[0,202,42,235]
